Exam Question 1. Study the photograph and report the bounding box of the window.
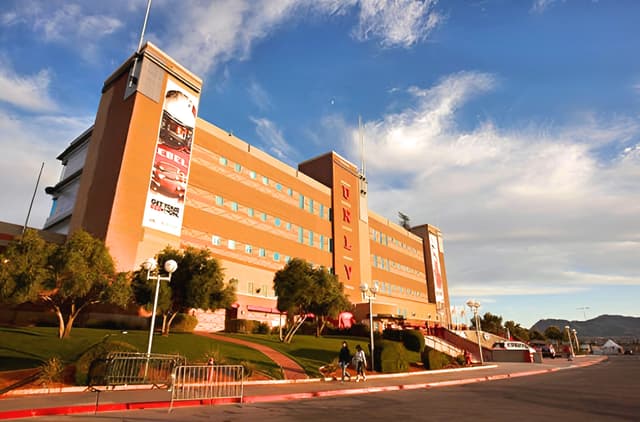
[309,231,314,246]
[309,198,314,214]
[273,252,280,261]
[285,256,290,263]
[211,235,220,246]
[248,282,254,294]
[231,201,238,212]
[286,222,291,230]
[319,234,324,251]
[219,156,228,166]
[299,194,305,209]
[298,227,304,243]
[274,217,281,227]
[215,195,224,206]
[234,163,242,172]
[261,284,268,297]
[245,244,252,254]
[259,248,266,257]
[319,204,324,219]
[227,239,236,250]
[261,212,267,222]
[276,183,282,191]
[248,207,254,217]
[287,188,293,196]
[262,176,269,185]
[249,170,256,179]
[329,238,334,252]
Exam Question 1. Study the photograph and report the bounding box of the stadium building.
[42,43,451,331]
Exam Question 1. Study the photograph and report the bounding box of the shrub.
[383,328,403,341]
[39,357,65,387]
[402,329,425,353]
[252,321,270,334]
[421,346,453,370]
[376,340,410,373]
[239,360,255,379]
[74,340,138,386]
[171,313,198,333]
[225,319,257,333]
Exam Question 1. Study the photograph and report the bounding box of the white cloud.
[250,116,297,163]
[247,80,272,111]
[0,60,57,112]
[353,0,442,47]
[157,0,441,77]
[530,0,561,14]
[341,71,640,302]
[0,107,93,227]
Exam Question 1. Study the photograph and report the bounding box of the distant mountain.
[530,314,640,338]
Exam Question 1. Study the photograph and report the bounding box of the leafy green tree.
[504,320,530,342]
[0,229,51,304]
[530,330,546,341]
[45,230,130,338]
[0,229,130,339]
[274,258,350,343]
[544,326,563,342]
[133,246,235,336]
[473,312,503,335]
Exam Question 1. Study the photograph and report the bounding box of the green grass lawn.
[0,327,421,380]
[0,327,282,379]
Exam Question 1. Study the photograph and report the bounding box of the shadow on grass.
[0,327,45,337]
[0,356,43,371]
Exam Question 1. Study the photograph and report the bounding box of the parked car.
[492,341,537,363]
[536,344,556,358]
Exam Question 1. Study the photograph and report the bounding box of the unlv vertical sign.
[429,233,445,304]
[142,79,199,236]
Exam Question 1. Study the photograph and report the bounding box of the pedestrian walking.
[353,344,367,382]
[338,341,352,382]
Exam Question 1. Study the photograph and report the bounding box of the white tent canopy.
[601,339,624,355]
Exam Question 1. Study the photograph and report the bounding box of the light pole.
[142,257,178,356]
[466,299,483,365]
[360,283,379,372]
[564,325,575,361]
[572,328,579,355]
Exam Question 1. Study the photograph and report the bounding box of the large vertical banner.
[142,79,199,236]
[429,233,445,304]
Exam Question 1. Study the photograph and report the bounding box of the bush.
[421,346,453,370]
[376,340,410,373]
[225,319,257,334]
[39,357,65,387]
[171,313,198,333]
[402,329,425,353]
[383,328,403,342]
[239,360,255,379]
[252,322,270,334]
[74,340,138,386]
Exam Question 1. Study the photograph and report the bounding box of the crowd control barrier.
[104,352,186,388]
[170,365,244,411]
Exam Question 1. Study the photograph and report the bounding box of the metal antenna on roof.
[359,115,366,178]
[128,0,152,88]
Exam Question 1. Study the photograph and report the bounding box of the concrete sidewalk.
[0,356,606,420]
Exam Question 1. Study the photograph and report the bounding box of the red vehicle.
[151,160,187,199]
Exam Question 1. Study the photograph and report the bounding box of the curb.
[0,358,607,420]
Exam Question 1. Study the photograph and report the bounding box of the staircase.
[424,335,464,358]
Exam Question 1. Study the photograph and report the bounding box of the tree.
[0,229,131,339]
[504,320,530,342]
[544,326,563,342]
[398,212,411,230]
[45,230,130,338]
[530,330,546,341]
[273,258,350,343]
[473,312,503,335]
[133,246,235,336]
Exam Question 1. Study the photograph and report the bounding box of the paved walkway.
[194,331,308,380]
[0,356,607,420]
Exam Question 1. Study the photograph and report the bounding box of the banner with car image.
[142,78,199,236]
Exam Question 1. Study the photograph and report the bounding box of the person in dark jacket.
[338,341,352,382]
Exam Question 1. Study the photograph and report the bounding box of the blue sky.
[1,0,639,329]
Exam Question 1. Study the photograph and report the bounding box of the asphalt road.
[20,355,640,421]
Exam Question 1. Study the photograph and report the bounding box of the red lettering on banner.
[342,185,350,200]
[344,264,352,280]
[342,208,351,223]
[343,235,352,251]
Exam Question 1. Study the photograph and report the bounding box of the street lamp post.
[565,325,575,361]
[360,283,379,372]
[572,328,579,355]
[142,257,178,356]
[466,299,483,365]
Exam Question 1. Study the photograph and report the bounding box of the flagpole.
[23,162,45,235]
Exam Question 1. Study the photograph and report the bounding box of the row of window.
[213,194,332,252]
[217,155,330,220]
[370,228,420,256]
[372,254,424,278]
[246,281,273,298]
[373,279,424,299]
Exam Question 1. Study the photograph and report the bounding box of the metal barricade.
[104,352,185,388]
[170,365,244,411]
